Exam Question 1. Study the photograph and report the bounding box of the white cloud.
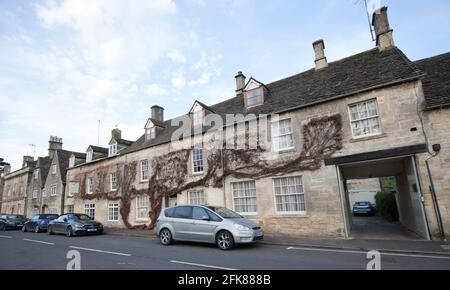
[171,74,186,89]
[167,50,187,63]
[147,84,168,96]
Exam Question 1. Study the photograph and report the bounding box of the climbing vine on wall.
[75,114,343,229]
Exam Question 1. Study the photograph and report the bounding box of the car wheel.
[159,228,173,245]
[66,226,73,237]
[34,225,40,233]
[1,223,6,231]
[47,226,54,235]
[216,231,235,251]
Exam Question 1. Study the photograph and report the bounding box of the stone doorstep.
[104,228,450,257]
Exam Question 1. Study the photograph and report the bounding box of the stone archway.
[41,204,48,214]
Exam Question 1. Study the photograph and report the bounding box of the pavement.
[105,226,450,256]
[1,230,450,270]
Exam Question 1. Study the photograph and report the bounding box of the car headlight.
[233,224,251,231]
[74,223,84,228]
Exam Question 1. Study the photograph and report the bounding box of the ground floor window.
[48,208,57,214]
[84,203,96,219]
[136,195,149,220]
[65,205,74,214]
[108,203,119,221]
[188,191,206,205]
[232,181,257,214]
[273,176,305,213]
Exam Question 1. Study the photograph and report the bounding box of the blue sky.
[1,0,449,170]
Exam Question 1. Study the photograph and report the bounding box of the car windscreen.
[208,207,242,219]
[73,214,92,221]
[43,215,59,220]
[356,202,369,206]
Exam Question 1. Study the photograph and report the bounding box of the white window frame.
[272,118,294,152]
[109,143,117,157]
[86,150,93,162]
[147,127,156,140]
[231,181,258,215]
[110,172,118,191]
[192,148,204,174]
[136,195,149,220]
[50,184,57,196]
[348,99,382,139]
[108,203,119,221]
[32,189,38,199]
[84,203,95,219]
[273,176,306,215]
[42,189,46,197]
[246,88,263,108]
[87,176,94,194]
[140,160,149,182]
[192,110,204,127]
[51,164,57,174]
[188,191,206,205]
[69,156,75,168]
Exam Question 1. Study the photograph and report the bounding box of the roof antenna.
[28,144,36,159]
[363,0,376,42]
[97,120,102,146]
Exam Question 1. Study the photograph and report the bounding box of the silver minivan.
[155,205,264,250]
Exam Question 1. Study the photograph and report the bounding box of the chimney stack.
[48,136,63,160]
[112,128,122,140]
[151,105,164,122]
[372,6,394,51]
[313,39,328,70]
[3,164,11,175]
[235,71,246,96]
[22,156,34,167]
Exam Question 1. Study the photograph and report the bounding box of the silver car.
[155,205,264,250]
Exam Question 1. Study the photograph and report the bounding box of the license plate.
[87,229,97,232]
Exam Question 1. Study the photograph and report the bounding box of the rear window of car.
[42,214,58,220]
[173,206,192,219]
[164,208,175,217]
[356,202,369,206]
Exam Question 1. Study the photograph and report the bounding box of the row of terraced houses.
[1,7,449,239]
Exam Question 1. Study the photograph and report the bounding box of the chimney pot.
[372,6,394,50]
[48,136,63,160]
[313,39,328,70]
[235,71,246,96]
[151,105,164,122]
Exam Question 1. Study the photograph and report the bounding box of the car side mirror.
[201,216,210,221]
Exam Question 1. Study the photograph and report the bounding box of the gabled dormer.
[189,100,214,128]
[69,152,86,168]
[86,145,108,163]
[108,128,132,157]
[145,105,166,141]
[243,78,267,108]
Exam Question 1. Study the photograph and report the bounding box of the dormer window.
[193,110,204,127]
[109,143,117,157]
[146,127,156,140]
[246,88,263,107]
[86,150,93,162]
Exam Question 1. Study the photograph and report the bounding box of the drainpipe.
[425,158,446,241]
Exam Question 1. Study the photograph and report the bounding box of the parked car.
[353,201,376,216]
[156,205,264,250]
[0,214,28,230]
[48,213,103,237]
[22,214,59,233]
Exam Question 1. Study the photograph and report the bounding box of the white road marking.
[0,235,12,239]
[69,246,131,257]
[286,246,450,260]
[170,260,238,270]
[23,238,55,245]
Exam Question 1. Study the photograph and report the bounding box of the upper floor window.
[272,119,294,151]
[50,184,57,196]
[86,151,93,162]
[140,160,149,182]
[32,190,38,199]
[246,88,263,107]
[110,172,117,191]
[193,110,204,127]
[192,148,204,174]
[109,143,117,157]
[349,99,381,138]
[146,127,156,140]
[51,164,57,174]
[69,156,75,168]
[87,176,94,194]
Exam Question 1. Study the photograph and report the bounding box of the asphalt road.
[1,230,450,270]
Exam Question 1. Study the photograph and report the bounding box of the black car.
[0,214,28,230]
[22,214,59,233]
[352,201,376,216]
[48,213,103,237]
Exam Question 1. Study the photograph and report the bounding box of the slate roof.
[36,157,51,185]
[146,118,166,128]
[414,52,450,110]
[56,150,83,183]
[88,145,108,154]
[115,138,133,146]
[71,152,86,159]
[121,47,423,155]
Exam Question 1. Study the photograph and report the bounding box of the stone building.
[27,156,51,216]
[1,156,35,215]
[63,6,449,239]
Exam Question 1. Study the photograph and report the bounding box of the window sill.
[274,212,309,218]
[350,133,387,143]
[192,172,204,176]
[274,147,296,154]
[140,180,149,184]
